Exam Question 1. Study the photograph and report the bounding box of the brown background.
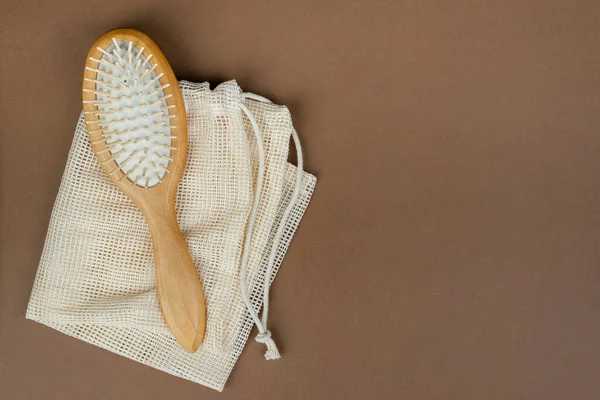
[2,1,600,399]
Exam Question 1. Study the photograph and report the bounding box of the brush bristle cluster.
[84,38,177,188]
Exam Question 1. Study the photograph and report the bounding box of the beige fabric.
[26,80,317,391]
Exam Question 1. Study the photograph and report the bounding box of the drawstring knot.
[254,330,272,343]
[255,330,281,360]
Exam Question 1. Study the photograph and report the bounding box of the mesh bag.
[26,80,317,391]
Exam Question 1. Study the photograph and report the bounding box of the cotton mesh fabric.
[26,80,317,391]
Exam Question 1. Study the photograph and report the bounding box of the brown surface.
[1,1,600,399]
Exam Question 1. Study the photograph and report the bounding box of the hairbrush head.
[82,29,187,192]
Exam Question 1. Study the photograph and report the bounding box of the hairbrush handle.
[146,208,206,352]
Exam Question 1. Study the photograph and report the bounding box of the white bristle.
[85,67,116,79]
[156,154,173,161]
[149,84,170,97]
[144,54,154,65]
[97,47,113,59]
[83,89,110,96]
[140,69,151,80]
[144,73,165,89]
[89,57,116,70]
[85,78,118,90]
[135,46,145,60]
[85,38,176,188]
[121,150,139,166]
[112,49,123,64]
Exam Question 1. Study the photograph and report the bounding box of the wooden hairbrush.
[82,28,206,352]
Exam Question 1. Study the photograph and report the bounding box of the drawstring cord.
[238,92,304,360]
